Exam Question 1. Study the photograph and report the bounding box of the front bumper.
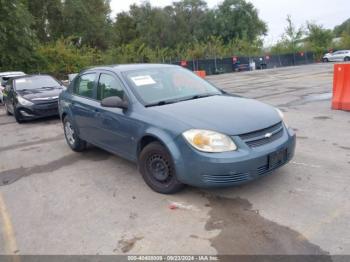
[173,126,296,188]
[17,101,59,119]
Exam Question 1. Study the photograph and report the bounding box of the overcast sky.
[110,0,350,44]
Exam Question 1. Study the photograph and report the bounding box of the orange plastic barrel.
[195,70,206,78]
[332,64,350,111]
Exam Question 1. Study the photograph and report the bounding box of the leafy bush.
[35,38,102,79]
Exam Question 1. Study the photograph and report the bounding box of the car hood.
[149,95,281,135]
[17,87,63,101]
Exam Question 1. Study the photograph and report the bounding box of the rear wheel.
[344,57,350,62]
[139,142,185,194]
[63,117,87,152]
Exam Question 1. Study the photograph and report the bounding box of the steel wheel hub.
[147,155,170,182]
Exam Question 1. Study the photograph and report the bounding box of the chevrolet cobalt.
[59,64,296,194]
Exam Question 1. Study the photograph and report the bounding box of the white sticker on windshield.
[16,79,26,83]
[131,75,156,86]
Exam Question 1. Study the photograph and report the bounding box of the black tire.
[14,108,24,123]
[63,117,87,152]
[323,58,329,63]
[139,142,185,194]
[344,57,350,62]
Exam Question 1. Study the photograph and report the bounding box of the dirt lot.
[0,63,349,255]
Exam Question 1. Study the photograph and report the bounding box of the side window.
[74,74,96,99]
[97,74,125,101]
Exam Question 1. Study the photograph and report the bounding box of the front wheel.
[63,117,87,152]
[323,58,329,63]
[139,142,185,194]
[14,108,24,123]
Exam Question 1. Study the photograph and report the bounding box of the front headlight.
[183,129,237,153]
[17,96,34,106]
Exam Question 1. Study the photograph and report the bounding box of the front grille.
[239,122,284,148]
[203,172,250,184]
[34,100,58,107]
[32,101,59,116]
[36,108,58,116]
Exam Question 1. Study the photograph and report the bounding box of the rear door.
[70,73,100,142]
[93,72,135,159]
[332,51,343,61]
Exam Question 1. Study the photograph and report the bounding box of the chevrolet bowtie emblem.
[265,133,272,138]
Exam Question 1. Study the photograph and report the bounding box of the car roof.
[11,74,52,79]
[0,71,25,77]
[83,63,179,74]
[8,74,55,82]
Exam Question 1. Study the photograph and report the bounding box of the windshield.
[15,75,60,91]
[123,67,221,106]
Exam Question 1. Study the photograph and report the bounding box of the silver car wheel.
[64,121,75,146]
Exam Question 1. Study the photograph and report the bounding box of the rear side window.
[75,74,96,98]
[97,74,125,101]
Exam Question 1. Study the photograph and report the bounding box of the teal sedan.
[59,64,296,194]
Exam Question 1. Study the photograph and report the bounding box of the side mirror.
[101,96,128,109]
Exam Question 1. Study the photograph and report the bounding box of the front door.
[94,73,135,159]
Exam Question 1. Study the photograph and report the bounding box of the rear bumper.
[17,102,59,119]
[173,126,296,188]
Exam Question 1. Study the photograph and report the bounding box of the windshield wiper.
[145,100,179,107]
[178,93,218,102]
[145,93,219,107]
[40,86,57,89]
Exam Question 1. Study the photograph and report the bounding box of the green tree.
[270,15,304,64]
[214,0,267,43]
[169,0,209,43]
[62,0,112,50]
[113,12,138,46]
[128,3,175,49]
[283,15,304,53]
[0,0,38,71]
[36,38,101,78]
[340,32,350,49]
[334,18,350,37]
[306,22,333,60]
[27,0,63,42]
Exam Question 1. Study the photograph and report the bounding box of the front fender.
[138,127,187,183]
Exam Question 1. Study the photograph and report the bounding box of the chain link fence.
[172,52,317,75]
